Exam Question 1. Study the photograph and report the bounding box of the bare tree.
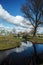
[21,0,43,37]
[21,0,43,65]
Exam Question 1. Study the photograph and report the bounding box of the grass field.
[0,34,43,50]
[0,35,22,50]
[28,36,43,43]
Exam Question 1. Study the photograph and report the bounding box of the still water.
[0,41,43,64]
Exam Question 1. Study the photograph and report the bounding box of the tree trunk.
[33,44,38,65]
[33,44,37,57]
[33,26,37,37]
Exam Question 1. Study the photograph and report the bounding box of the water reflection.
[0,42,43,65]
[35,44,43,54]
[0,41,33,64]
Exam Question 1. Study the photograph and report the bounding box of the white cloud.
[0,4,32,28]
[0,24,13,32]
[0,24,32,34]
[0,4,43,33]
[0,4,33,32]
[37,27,43,34]
[15,26,33,33]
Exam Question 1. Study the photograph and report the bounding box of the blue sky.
[0,0,43,33]
[0,0,28,32]
[0,0,25,26]
[0,0,25,16]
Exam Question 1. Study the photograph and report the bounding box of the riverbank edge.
[0,42,43,51]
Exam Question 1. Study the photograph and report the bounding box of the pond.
[0,41,43,65]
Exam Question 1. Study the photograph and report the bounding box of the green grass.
[28,36,43,43]
[0,35,22,50]
[0,34,43,50]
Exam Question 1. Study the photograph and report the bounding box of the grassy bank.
[0,35,43,50]
[0,35,22,50]
[28,36,43,43]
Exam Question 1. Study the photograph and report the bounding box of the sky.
[0,0,43,33]
[0,0,26,16]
